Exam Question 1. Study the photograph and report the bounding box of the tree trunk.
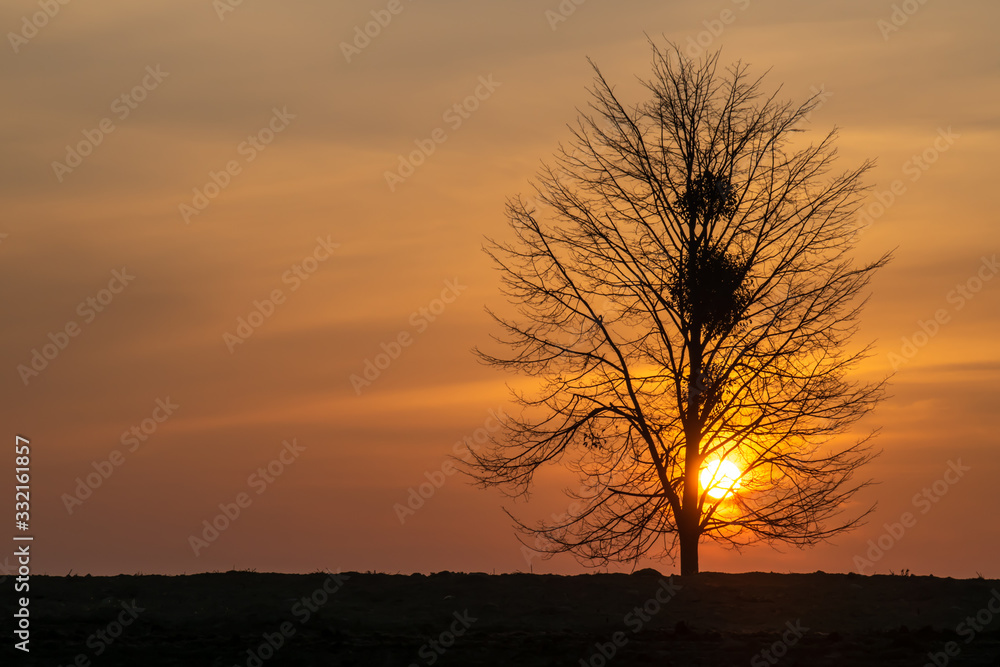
[681,236,704,577]
[679,518,700,575]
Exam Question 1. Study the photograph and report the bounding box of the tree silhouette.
[465,42,890,576]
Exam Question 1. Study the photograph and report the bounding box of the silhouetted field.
[5,570,1000,666]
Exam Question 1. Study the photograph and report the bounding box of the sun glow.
[700,459,742,500]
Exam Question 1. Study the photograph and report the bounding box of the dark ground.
[4,570,1000,666]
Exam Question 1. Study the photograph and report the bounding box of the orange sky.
[1,0,998,578]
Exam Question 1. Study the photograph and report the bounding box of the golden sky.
[2,0,998,577]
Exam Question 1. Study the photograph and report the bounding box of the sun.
[700,459,742,500]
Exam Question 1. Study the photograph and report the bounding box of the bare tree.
[464,41,891,576]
